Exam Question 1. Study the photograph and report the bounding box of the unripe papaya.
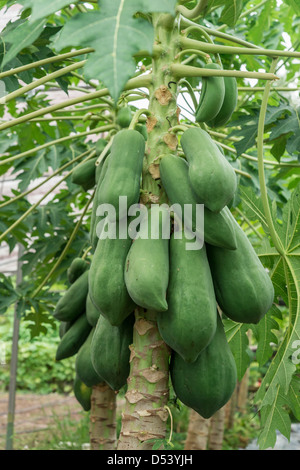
[181,128,237,213]
[75,328,103,387]
[67,257,89,285]
[208,76,238,128]
[58,320,72,339]
[86,293,101,327]
[157,231,217,363]
[195,63,225,124]
[159,154,237,250]
[55,312,92,361]
[73,373,92,412]
[89,218,135,326]
[124,205,170,312]
[207,213,274,324]
[170,315,237,419]
[116,106,132,128]
[97,130,145,221]
[54,270,89,322]
[91,314,134,391]
[71,157,97,191]
[135,123,148,141]
[95,138,108,156]
[90,154,110,250]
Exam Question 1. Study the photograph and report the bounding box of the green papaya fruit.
[95,138,108,156]
[90,154,110,251]
[208,76,238,128]
[67,257,89,285]
[159,154,237,250]
[89,218,135,326]
[195,63,225,124]
[58,320,72,339]
[75,328,103,387]
[135,123,148,141]
[97,129,145,221]
[181,128,237,213]
[170,315,237,419]
[91,314,134,391]
[207,214,274,324]
[124,205,170,312]
[56,313,92,361]
[73,373,92,412]
[157,231,217,363]
[54,270,89,322]
[86,293,101,327]
[116,107,133,128]
[71,157,97,191]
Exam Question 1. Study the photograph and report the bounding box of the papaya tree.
[0,0,300,451]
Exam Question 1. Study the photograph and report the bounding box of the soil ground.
[0,392,85,450]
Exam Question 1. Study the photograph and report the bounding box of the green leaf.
[20,0,77,22]
[54,0,177,101]
[283,0,300,14]
[223,318,251,381]
[220,0,243,27]
[1,18,46,68]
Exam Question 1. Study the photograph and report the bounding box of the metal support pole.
[5,243,23,450]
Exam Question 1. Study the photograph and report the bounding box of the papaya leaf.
[53,0,177,101]
[20,0,77,22]
[220,0,243,27]
[1,18,46,68]
[223,318,251,381]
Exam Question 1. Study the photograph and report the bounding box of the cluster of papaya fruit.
[54,81,274,419]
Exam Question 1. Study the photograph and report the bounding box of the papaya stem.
[129,108,151,130]
[32,189,95,298]
[95,138,114,167]
[176,0,208,19]
[178,79,198,111]
[171,63,278,81]
[256,58,285,256]
[0,148,93,209]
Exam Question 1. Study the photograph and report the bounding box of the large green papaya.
[89,218,135,326]
[54,270,89,322]
[207,214,274,324]
[181,127,237,213]
[73,373,92,412]
[71,157,97,191]
[75,328,103,387]
[91,314,134,391]
[90,153,110,250]
[195,63,225,124]
[157,231,217,363]
[86,293,101,327]
[67,257,89,285]
[97,130,145,221]
[207,76,238,128]
[170,315,237,419]
[124,205,170,312]
[159,154,237,250]
[55,313,92,361]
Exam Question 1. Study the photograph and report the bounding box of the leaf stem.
[256,59,284,255]
[129,108,151,130]
[31,189,95,298]
[176,0,208,19]
[171,63,277,81]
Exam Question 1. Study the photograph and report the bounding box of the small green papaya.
[135,123,148,141]
[97,129,145,221]
[54,270,89,322]
[95,138,108,156]
[75,328,103,387]
[124,205,170,312]
[157,231,217,363]
[67,257,89,285]
[207,213,274,324]
[181,128,237,213]
[55,313,92,361]
[195,63,225,124]
[89,218,135,326]
[71,157,97,191]
[91,314,134,391]
[86,293,101,327]
[73,373,92,412]
[208,76,238,128]
[116,107,133,128]
[170,315,237,419]
[159,154,237,250]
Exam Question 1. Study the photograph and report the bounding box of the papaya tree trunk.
[117,12,180,451]
[207,407,225,450]
[89,383,117,450]
[184,409,211,450]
